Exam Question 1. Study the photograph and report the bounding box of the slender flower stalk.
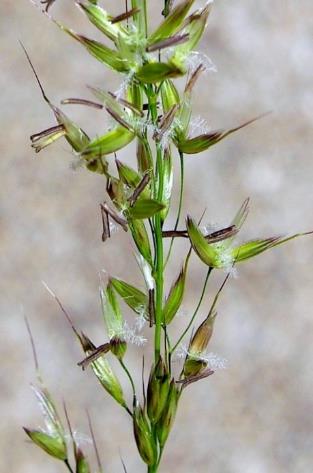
[23,1,312,472]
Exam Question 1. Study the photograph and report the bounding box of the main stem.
[148,465,158,473]
[143,0,163,463]
[149,88,164,363]
[155,145,164,363]
[147,465,159,473]
[164,150,184,267]
[144,9,167,472]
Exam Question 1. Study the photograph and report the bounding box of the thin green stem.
[147,465,158,473]
[148,218,157,265]
[163,325,168,362]
[171,267,213,355]
[163,324,172,373]
[163,324,172,370]
[157,445,165,468]
[124,405,133,417]
[164,151,184,267]
[147,86,165,363]
[143,0,148,37]
[119,359,136,400]
[64,459,74,473]
[154,144,164,362]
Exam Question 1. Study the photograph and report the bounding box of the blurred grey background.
[1,1,313,472]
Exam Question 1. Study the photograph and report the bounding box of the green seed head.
[156,379,179,448]
[183,311,217,377]
[79,334,126,407]
[147,357,170,424]
[100,283,123,341]
[160,79,180,113]
[23,428,67,461]
[76,448,90,473]
[133,402,157,466]
[110,336,127,360]
[23,384,68,461]
[189,312,216,354]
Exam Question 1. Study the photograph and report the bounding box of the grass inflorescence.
[23,1,312,472]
